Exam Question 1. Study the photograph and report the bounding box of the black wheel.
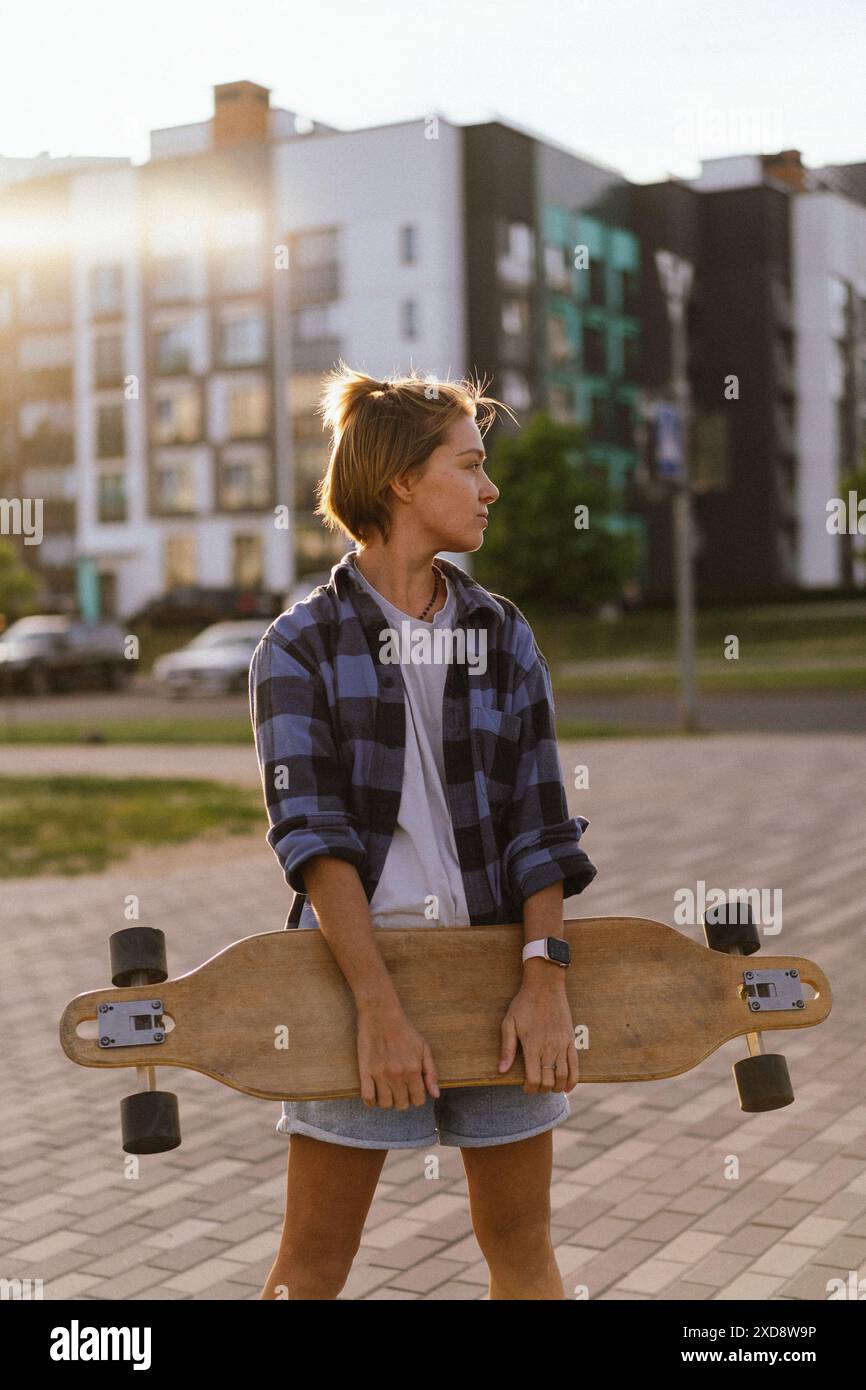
[120,1091,181,1153]
[703,902,761,954]
[733,1054,794,1112]
[109,926,168,987]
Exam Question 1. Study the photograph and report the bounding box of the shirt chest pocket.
[470,705,523,812]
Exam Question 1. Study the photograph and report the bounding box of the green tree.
[0,541,38,632]
[473,413,638,611]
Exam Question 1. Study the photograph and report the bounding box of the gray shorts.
[276,1085,570,1149]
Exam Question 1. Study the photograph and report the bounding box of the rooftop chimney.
[213,80,271,149]
[761,149,807,193]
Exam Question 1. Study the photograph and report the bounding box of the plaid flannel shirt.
[248,548,597,925]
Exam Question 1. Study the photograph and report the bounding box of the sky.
[0,0,863,183]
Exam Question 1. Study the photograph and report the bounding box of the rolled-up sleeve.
[502,633,597,908]
[248,633,367,892]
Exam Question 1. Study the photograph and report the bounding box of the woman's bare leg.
[261,1134,389,1299]
[461,1130,565,1300]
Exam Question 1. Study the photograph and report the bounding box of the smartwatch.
[522,936,572,968]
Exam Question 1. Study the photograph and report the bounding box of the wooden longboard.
[59,918,831,1102]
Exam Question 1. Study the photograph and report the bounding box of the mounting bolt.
[153,1031,164,1042]
[151,1002,161,1010]
[795,1000,805,1008]
[98,1003,109,1013]
[100,1037,110,1045]
[749,1001,761,1011]
[745,971,754,979]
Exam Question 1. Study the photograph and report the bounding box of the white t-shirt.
[297,564,471,930]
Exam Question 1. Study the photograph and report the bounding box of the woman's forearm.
[301,856,404,1015]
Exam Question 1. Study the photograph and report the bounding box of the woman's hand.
[498,979,579,1094]
[356,1002,441,1110]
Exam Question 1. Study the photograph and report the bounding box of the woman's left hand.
[498,981,579,1094]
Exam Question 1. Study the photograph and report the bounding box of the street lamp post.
[655,249,699,733]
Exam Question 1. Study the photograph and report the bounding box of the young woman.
[249,364,596,1300]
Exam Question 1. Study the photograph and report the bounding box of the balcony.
[290,337,342,372]
[496,253,534,288]
[288,264,339,306]
[770,277,793,328]
[20,430,75,466]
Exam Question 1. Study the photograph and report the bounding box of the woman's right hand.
[356,1003,441,1109]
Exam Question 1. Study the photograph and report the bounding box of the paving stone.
[685,1250,755,1286]
[7,734,865,1299]
[389,1256,469,1293]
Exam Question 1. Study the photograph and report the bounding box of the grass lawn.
[0,716,691,745]
[0,775,263,877]
[0,718,256,744]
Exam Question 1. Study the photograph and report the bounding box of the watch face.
[547,936,571,965]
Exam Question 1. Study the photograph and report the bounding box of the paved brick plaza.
[2,733,864,1300]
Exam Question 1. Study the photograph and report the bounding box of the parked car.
[0,615,130,695]
[130,586,283,630]
[152,620,268,698]
[283,570,332,610]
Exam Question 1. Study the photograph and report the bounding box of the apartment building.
[2,85,863,617]
[631,150,866,598]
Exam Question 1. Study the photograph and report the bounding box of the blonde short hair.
[313,362,515,545]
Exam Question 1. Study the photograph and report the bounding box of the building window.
[589,394,608,442]
[588,258,606,306]
[96,402,125,459]
[155,323,194,375]
[219,451,271,509]
[19,400,74,464]
[292,229,338,269]
[18,333,73,369]
[548,314,572,363]
[94,334,124,387]
[623,332,640,379]
[621,269,639,316]
[549,386,575,423]
[544,244,570,290]
[289,372,326,416]
[152,386,201,445]
[400,300,418,339]
[90,265,123,316]
[155,460,195,513]
[228,383,270,438]
[613,399,634,447]
[583,324,606,375]
[294,303,339,341]
[97,471,127,523]
[232,533,263,587]
[497,222,535,286]
[293,438,327,511]
[502,298,529,335]
[219,314,268,367]
[217,247,264,295]
[164,533,196,587]
[500,371,532,412]
[399,224,418,265]
[152,254,197,302]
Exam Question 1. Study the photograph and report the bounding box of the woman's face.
[404,414,499,553]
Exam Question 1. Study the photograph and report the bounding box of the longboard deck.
[59,918,831,1101]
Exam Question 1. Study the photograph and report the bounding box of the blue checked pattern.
[248,548,596,925]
